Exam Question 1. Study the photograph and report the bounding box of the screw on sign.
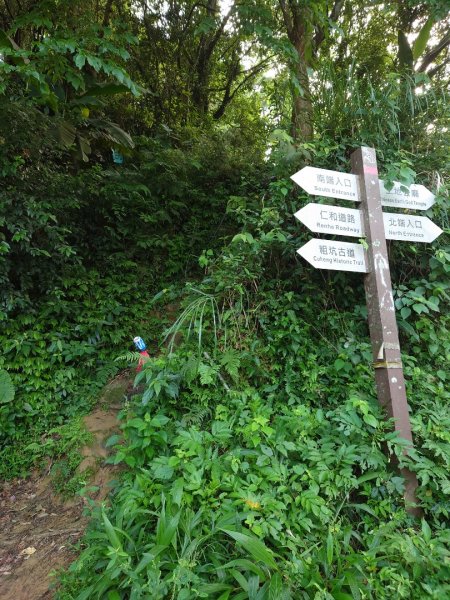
[292,148,442,515]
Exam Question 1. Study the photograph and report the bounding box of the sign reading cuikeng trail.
[291,148,442,514]
[297,239,367,272]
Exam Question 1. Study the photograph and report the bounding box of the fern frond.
[181,407,211,427]
[115,351,142,364]
[220,350,241,382]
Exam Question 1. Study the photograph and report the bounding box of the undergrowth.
[56,174,450,599]
[0,265,158,478]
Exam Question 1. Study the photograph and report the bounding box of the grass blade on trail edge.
[101,508,122,549]
[221,529,279,571]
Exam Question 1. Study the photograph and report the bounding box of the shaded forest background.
[0,0,449,598]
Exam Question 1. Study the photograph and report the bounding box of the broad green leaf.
[171,478,184,506]
[356,472,383,485]
[221,559,266,581]
[88,118,135,149]
[198,583,233,594]
[55,120,77,147]
[86,54,102,71]
[135,552,155,574]
[326,531,333,565]
[105,434,122,447]
[0,370,14,404]
[413,17,434,60]
[268,573,283,599]
[363,414,378,428]
[333,593,354,600]
[102,509,122,549]
[155,510,181,546]
[221,529,278,571]
[74,53,86,69]
[231,569,249,592]
[421,518,432,543]
[0,30,13,50]
[151,414,170,427]
[82,83,130,97]
[400,306,411,319]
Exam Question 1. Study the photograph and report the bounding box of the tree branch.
[417,31,450,72]
[314,0,345,51]
[206,3,235,58]
[102,0,115,27]
[426,57,450,78]
[213,56,275,119]
[279,0,293,39]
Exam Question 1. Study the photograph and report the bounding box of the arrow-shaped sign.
[297,239,367,272]
[294,203,363,237]
[291,167,359,202]
[294,203,442,243]
[383,213,442,242]
[291,167,435,210]
[379,180,435,210]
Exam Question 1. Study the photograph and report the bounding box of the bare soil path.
[0,375,131,600]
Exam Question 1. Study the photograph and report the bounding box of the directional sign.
[383,213,442,243]
[291,166,435,210]
[290,147,440,511]
[291,167,359,202]
[294,203,442,244]
[379,181,435,210]
[294,203,363,237]
[297,239,367,272]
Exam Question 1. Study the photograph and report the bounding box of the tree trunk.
[192,49,211,115]
[279,0,314,143]
[290,41,313,142]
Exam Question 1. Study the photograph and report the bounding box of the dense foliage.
[58,178,450,598]
[0,0,449,598]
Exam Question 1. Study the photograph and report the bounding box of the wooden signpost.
[292,147,442,512]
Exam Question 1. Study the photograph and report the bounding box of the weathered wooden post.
[351,146,418,511]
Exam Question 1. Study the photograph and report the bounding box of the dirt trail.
[0,375,131,600]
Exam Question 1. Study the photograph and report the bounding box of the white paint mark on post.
[374,252,389,288]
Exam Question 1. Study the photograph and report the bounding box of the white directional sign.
[383,214,442,243]
[297,239,367,272]
[379,181,435,210]
[291,167,359,202]
[294,203,363,237]
[291,167,435,211]
[294,203,442,244]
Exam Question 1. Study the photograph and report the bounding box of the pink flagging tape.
[364,165,378,175]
